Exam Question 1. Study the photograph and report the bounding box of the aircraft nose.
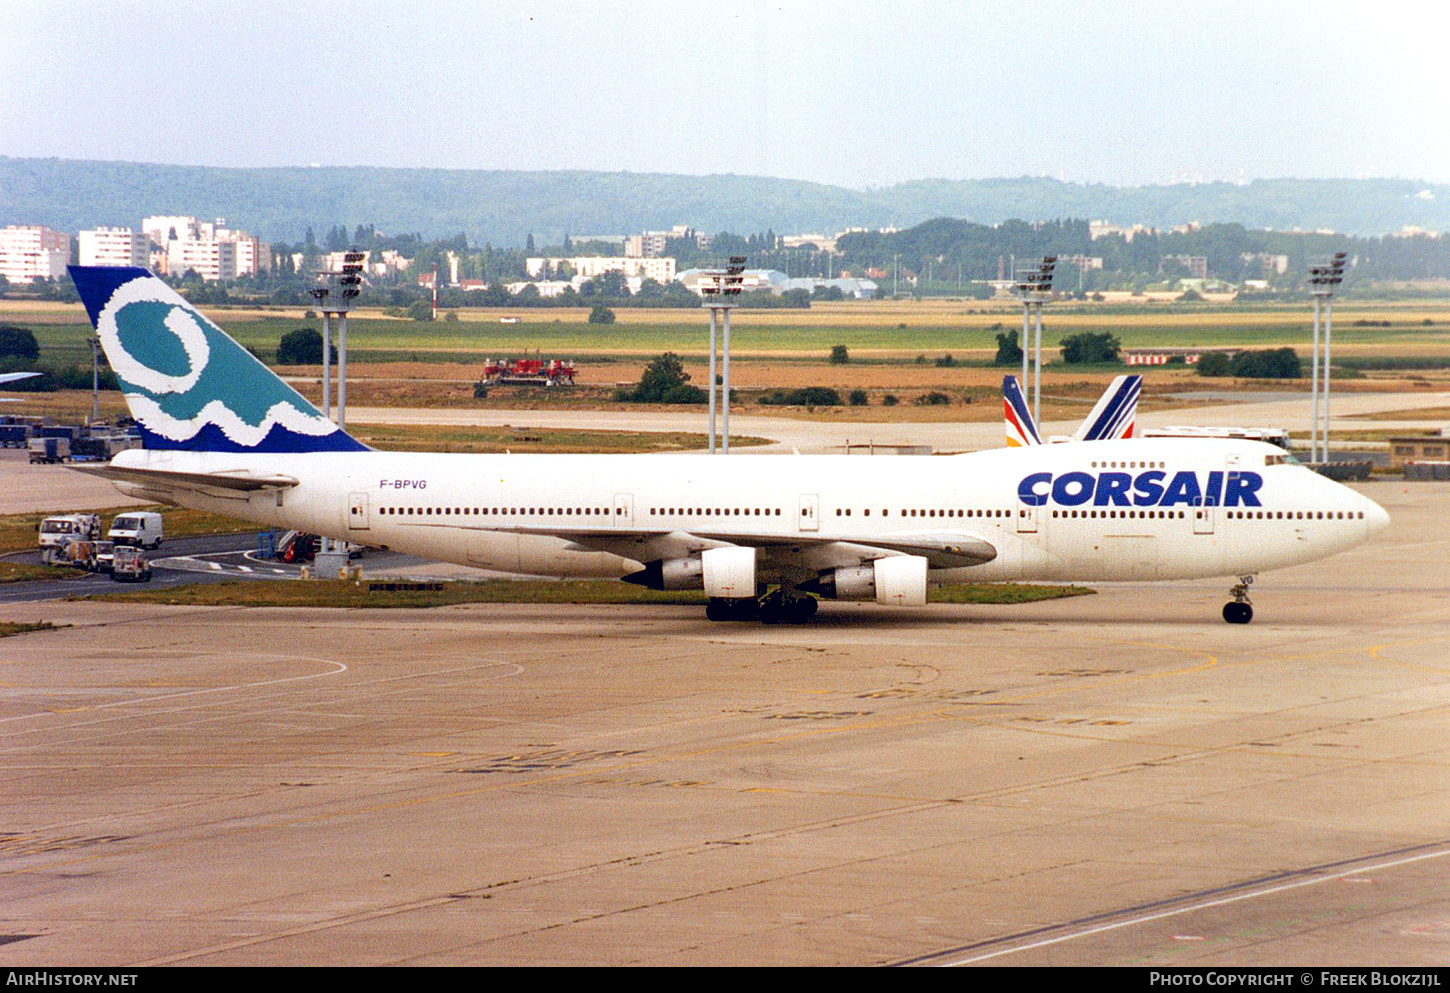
[1362,495,1390,536]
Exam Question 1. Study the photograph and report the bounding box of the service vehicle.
[38,514,101,564]
[108,511,163,548]
[58,538,101,570]
[28,437,70,463]
[109,545,152,582]
[91,540,116,573]
[481,355,576,386]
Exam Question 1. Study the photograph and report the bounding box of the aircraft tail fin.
[1073,374,1141,442]
[69,266,366,453]
[1003,375,1042,447]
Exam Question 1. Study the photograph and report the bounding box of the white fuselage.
[109,437,1388,587]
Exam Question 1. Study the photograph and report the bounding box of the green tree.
[994,331,1022,366]
[588,305,616,325]
[1059,331,1122,365]
[615,353,707,403]
[276,328,334,365]
[1230,348,1301,379]
[829,344,850,364]
[0,326,40,363]
[479,282,511,307]
[1196,352,1231,377]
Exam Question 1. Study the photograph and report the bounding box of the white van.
[108,512,164,549]
[37,514,101,564]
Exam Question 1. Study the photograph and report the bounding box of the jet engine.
[701,546,756,599]
[802,554,928,607]
[621,554,703,590]
[622,546,757,597]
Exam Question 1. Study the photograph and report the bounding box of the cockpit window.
[1265,452,1301,467]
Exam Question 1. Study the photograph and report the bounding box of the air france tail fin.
[1003,375,1042,447]
[1073,374,1141,442]
[69,266,366,453]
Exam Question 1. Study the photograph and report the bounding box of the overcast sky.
[3,0,1445,189]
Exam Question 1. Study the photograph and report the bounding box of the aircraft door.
[1017,501,1038,534]
[613,493,634,527]
[348,492,370,531]
[1192,496,1216,535]
[798,494,819,532]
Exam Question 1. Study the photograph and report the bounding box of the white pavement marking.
[937,846,1450,966]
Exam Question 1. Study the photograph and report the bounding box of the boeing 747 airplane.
[69,266,1387,624]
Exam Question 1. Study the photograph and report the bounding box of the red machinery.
[482,354,576,386]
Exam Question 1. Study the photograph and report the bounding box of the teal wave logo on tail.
[71,266,366,453]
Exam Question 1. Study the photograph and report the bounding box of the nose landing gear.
[1223,575,1254,624]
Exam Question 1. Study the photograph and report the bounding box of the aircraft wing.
[0,371,41,385]
[428,522,998,571]
[70,462,300,493]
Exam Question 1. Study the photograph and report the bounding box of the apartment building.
[525,256,676,282]
[78,227,149,268]
[141,215,265,279]
[625,225,711,258]
[0,225,71,283]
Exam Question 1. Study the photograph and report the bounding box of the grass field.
[352,423,770,454]
[0,561,82,584]
[76,578,1092,609]
[0,621,60,639]
[5,296,1447,424]
[7,297,1450,367]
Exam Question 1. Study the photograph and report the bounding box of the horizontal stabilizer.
[70,462,299,492]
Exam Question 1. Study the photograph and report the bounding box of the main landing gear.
[1223,575,1254,624]
[706,588,819,625]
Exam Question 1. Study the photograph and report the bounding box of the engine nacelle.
[622,554,704,590]
[872,555,928,606]
[808,555,929,607]
[702,546,756,599]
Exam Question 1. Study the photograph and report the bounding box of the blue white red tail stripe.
[1075,375,1140,442]
[1002,376,1042,447]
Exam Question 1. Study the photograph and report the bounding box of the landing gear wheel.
[1222,601,1253,624]
[1222,575,1255,624]
[757,589,819,625]
[706,597,760,622]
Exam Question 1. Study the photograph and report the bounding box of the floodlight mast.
[312,251,368,430]
[1014,257,1057,423]
[1308,252,1346,463]
[308,251,367,565]
[700,256,745,453]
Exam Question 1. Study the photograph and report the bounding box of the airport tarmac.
[0,480,1446,967]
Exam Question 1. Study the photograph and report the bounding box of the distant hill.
[2,157,1445,246]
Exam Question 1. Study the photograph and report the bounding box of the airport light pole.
[87,336,101,424]
[1308,252,1346,463]
[309,285,332,420]
[700,256,745,453]
[1014,257,1057,424]
[310,251,367,566]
